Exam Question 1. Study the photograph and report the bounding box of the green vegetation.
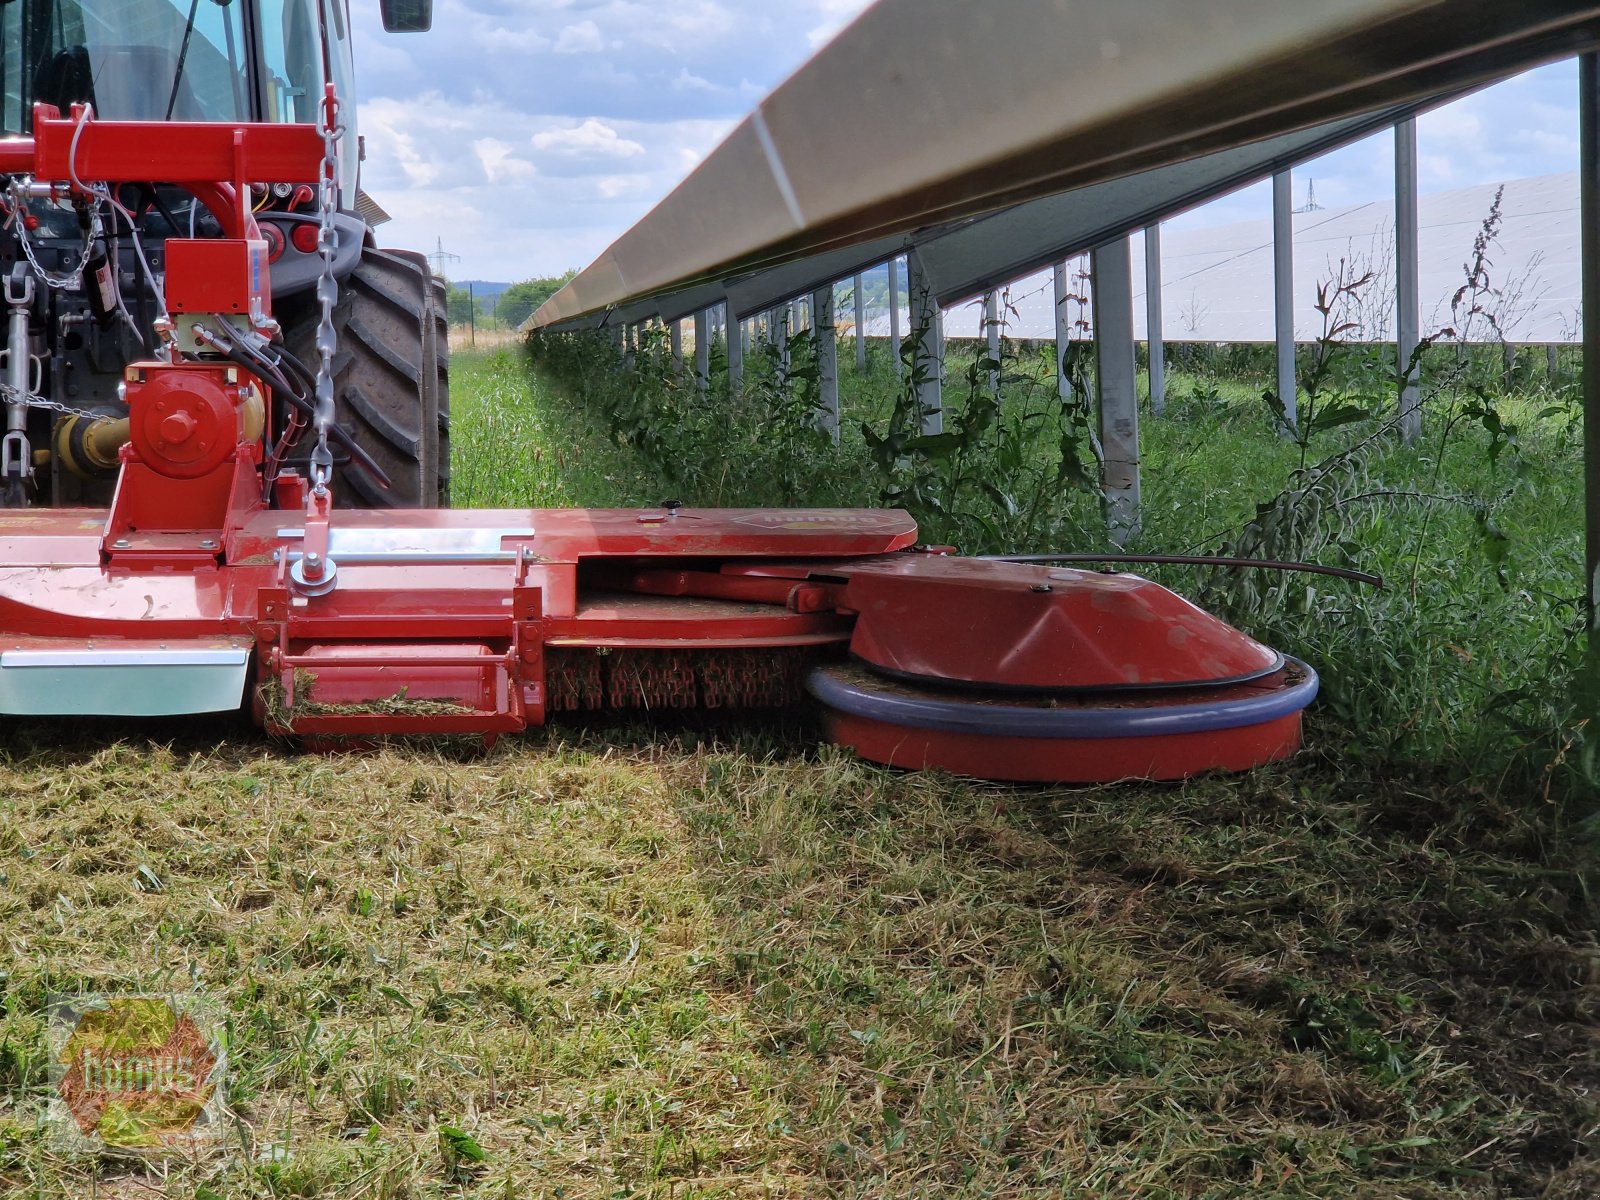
[494,272,579,331]
[445,272,578,334]
[521,299,1595,800]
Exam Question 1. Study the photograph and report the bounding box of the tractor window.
[0,0,250,132]
[259,0,319,123]
[259,1,355,119]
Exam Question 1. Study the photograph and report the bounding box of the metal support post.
[813,285,840,443]
[1273,171,1298,432]
[1582,54,1600,659]
[670,319,683,373]
[854,273,867,373]
[1145,225,1165,417]
[727,316,744,398]
[1396,118,1422,443]
[905,249,943,434]
[694,309,710,396]
[1053,261,1073,401]
[888,257,903,378]
[1092,238,1140,545]
[775,306,789,375]
[984,291,1001,397]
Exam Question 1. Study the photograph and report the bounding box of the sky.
[345,0,1583,286]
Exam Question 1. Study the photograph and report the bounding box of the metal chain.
[0,381,102,421]
[5,183,94,292]
[309,87,342,493]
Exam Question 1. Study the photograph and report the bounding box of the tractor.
[0,0,1318,782]
[0,0,446,511]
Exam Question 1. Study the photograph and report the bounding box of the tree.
[494,270,578,330]
[445,284,477,326]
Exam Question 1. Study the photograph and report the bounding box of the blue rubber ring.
[807,657,1319,740]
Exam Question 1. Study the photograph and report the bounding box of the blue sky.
[346,1,1583,285]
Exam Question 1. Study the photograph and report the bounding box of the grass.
[0,721,1594,1197]
[0,344,1595,1197]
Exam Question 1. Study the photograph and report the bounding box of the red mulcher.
[0,102,1316,782]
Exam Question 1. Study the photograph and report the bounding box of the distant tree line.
[445,270,579,330]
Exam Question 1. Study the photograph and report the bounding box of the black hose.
[191,323,391,489]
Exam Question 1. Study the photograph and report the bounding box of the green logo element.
[47,994,226,1154]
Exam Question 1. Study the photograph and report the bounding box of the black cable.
[192,322,390,488]
[165,0,204,122]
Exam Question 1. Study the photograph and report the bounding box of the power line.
[1294,178,1323,213]
[428,237,460,279]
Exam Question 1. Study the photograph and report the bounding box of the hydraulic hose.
[190,322,390,489]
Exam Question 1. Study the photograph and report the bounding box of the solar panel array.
[915,171,1581,345]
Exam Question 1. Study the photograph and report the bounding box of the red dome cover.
[839,556,1280,692]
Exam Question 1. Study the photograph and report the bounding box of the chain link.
[309,88,342,494]
[6,182,94,292]
[0,380,102,421]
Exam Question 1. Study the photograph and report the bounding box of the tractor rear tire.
[284,247,450,508]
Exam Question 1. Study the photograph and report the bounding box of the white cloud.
[359,93,475,188]
[473,137,536,184]
[673,67,719,93]
[1420,153,1459,185]
[531,119,645,159]
[596,174,653,200]
[1421,107,1484,145]
[554,19,606,54]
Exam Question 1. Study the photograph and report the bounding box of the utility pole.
[428,237,460,280]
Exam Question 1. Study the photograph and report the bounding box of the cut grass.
[0,720,1593,1197]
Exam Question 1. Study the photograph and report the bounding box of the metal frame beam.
[1395,118,1422,443]
[534,0,1600,329]
[984,290,1001,397]
[1092,238,1140,544]
[854,274,867,372]
[1582,55,1600,658]
[888,256,904,378]
[813,284,840,442]
[614,98,1448,340]
[1273,170,1298,431]
[1054,261,1074,402]
[905,250,943,434]
[727,315,744,397]
[1145,224,1165,416]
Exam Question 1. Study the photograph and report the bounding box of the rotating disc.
[808,657,1319,783]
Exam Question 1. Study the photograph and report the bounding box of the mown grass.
[0,720,1594,1197]
[0,344,1595,1197]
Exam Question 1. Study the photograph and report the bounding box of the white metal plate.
[0,648,250,716]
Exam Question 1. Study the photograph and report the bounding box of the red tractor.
[0,0,1317,782]
[0,0,446,511]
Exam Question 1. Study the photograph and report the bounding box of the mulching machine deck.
[0,502,1317,782]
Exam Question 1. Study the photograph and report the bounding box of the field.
[0,336,1596,1198]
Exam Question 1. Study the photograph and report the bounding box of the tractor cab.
[0,0,360,189]
[0,0,444,511]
